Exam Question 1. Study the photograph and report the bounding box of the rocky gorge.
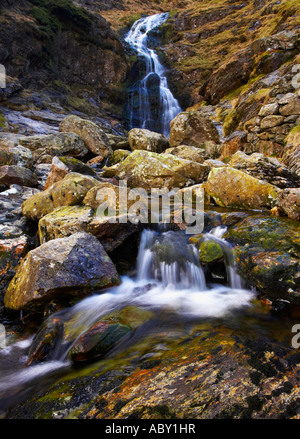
[0,0,299,421]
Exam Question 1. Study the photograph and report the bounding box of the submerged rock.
[4,232,120,312]
[205,167,279,210]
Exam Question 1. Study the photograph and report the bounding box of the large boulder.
[19,133,88,164]
[59,115,112,159]
[205,167,279,210]
[228,151,300,189]
[4,232,120,312]
[103,150,211,191]
[128,128,169,153]
[22,173,100,221]
[169,111,220,149]
[0,145,33,168]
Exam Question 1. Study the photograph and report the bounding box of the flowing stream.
[125,13,181,136]
[0,227,256,414]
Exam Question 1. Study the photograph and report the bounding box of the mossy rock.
[199,240,224,264]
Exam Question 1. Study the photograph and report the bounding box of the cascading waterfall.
[124,13,182,136]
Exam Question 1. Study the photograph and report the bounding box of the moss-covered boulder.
[205,167,279,210]
[199,240,224,264]
[107,149,131,166]
[224,214,300,303]
[169,110,220,149]
[103,150,211,191]
[59,115,112,159]
[22,173,100,221]
[128,128,169,153]
[4,232,120,312]
[38,206,94,244]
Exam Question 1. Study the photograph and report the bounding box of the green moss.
[0,111,7,128]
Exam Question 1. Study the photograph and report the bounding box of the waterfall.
[125,13,182,136]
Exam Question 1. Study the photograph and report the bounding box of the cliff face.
[0,0,129,121]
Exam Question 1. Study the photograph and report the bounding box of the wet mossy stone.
[199,240,224,264]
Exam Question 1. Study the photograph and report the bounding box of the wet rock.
[224,214,300,303]
[59,115,112,159]
[228,151,300,189]
[205,167,279,210]
[0,165,38,188]
[4,232,120,312]
[44,156,98,190]
[199,240,224,264]
[19,133,88,164]
[162,145,207,163]
[169,111,220,149]
[103,150,211,191]
[69,321,131,363]
[22,173,100,221]
[278,189,300,221]
[38,206,94,244]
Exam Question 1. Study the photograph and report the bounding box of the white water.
[125,13,181,136]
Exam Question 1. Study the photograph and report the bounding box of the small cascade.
[202,226,243,289]
[124,13,181,136]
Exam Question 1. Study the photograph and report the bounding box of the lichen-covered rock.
[104,150,211,191]
[19,133,88,164]
[22,173,100,221]
[128,128,169,153]
[169,111,220,149]
[162,145,207,163]
[220,131,248,161]
[59,115,112,158]
[205,167,279,210]
[260,115,285,129]
[0,165,38,188]
[4,232,120,312]
[279,98,300,116]
[107,149,131,166]
[38,206,94,244]
[278,188,300,221]
[228,151,300,189]
[44,156,98,190]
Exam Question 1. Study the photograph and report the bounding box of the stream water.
[125,13,181,136]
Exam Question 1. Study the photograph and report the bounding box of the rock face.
[22,173,100,221]
[19,133,88,164]
[59,116,112,159]
[205,167,279,210]
[169,111,220,149]
[4,232,120,312]
[128,128,169,153]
